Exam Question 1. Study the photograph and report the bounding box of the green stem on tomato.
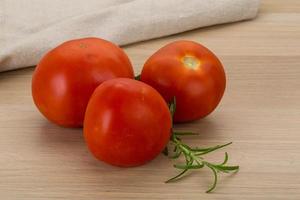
[134,74,141,80]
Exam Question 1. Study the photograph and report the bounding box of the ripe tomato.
[32,37,134,127]
[84,78,171,167]
[140,40,226,122]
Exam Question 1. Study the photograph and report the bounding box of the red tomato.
[32,37,134,127]
[141,40,226,122]
[84,78,171,167]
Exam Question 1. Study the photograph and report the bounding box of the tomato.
[84,78,171,167]
[32,37,134,127]
[140,40,226,122]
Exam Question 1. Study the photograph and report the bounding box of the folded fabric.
[0,0,260,72]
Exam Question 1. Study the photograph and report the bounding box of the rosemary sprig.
[165,97,239,193]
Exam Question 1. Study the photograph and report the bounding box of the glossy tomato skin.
[84,78,171,167]
[141,40,226,122]
[32,37,134,127]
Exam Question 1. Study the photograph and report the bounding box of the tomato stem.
[134,74,141,80]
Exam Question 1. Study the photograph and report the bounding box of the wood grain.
[0,0,300,199]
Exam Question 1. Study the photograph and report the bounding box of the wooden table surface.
[1,0,300,199]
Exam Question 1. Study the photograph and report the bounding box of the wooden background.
[0,0,299,199]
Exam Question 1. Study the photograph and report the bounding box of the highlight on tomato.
[140,40,226,122]
[83,78,172,167]
[32,37,134,127]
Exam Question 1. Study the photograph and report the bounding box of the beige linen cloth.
[0,0,260,72]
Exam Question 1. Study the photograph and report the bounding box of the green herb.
[165,97,239,193]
